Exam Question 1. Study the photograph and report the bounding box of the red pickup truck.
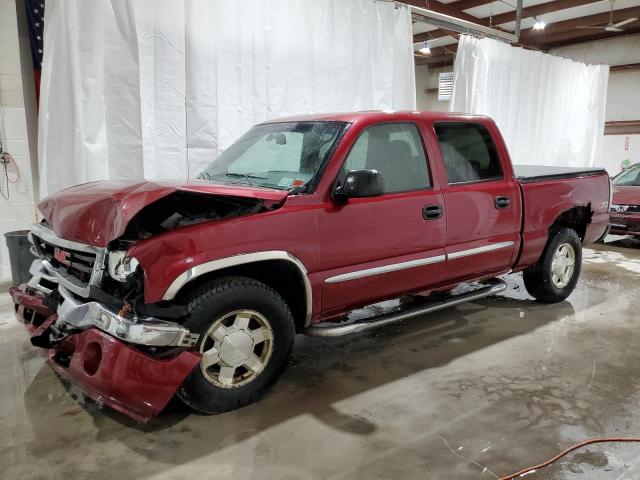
[11,111,610,422]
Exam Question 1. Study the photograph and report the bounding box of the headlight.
[108,251,140,282]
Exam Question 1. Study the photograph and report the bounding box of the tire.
[523,227,582,303]
[176,276,295,414]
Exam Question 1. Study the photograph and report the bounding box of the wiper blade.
[225,172,268,186]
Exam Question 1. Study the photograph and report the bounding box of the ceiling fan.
[577,0,638,32]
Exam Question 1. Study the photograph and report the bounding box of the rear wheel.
[177,276,295,414]
[523,227,582,303]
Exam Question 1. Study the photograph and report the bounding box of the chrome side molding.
[304,278,507,337]
[161,251,313,327]
[323,242,515,284]
[447,241,515,260]
[325,254,446,284]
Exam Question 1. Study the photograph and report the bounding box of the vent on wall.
[438,72,454,101]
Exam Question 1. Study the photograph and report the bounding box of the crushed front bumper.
[10,260,202,423]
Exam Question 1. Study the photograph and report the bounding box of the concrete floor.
[1,240,640,479]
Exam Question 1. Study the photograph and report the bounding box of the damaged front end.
[13,182,288,422]
[11,226,203,423]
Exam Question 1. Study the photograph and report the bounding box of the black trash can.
[5,230,37,286]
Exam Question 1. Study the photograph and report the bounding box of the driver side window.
[342,123,431,194]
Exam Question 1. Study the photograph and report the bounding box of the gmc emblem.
[53,247,71,266]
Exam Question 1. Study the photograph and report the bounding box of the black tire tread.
[176,276,295,414]
[523,227,582,303]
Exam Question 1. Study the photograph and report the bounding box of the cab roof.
[259,110,493,125]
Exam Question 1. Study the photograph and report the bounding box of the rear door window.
[434,122,503,184]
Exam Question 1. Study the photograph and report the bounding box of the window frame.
[433,121,505,186]
[612,163,640,187]
[335,121,434,195]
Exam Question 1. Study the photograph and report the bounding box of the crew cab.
[11,111,610,422]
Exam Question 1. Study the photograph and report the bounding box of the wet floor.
[1,240,640,479]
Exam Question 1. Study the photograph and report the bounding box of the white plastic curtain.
[38,0,416,197]
[450,35,609,168]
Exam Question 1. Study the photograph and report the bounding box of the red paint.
[37,112,610,316]
[47,329,200,423]
[38,180,288,247]
[23,111,611,422]
[9,287,52,316]
[610,185,640,237]
[11,288,200,423]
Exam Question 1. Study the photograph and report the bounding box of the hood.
[612,185,640,206]
[38,180,289,247]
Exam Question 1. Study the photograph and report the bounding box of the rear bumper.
[10,286,201,423]
[609,213,640,237]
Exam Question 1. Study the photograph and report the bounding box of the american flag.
[25,0,45,105]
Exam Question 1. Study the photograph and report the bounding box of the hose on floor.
[498,437,640,480]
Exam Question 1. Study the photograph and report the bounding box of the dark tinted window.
[434,122,503,184]
[343,123,430,193]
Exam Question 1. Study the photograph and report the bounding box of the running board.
[303,278,507,337]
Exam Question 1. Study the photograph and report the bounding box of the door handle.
[495,196,511,209]
[423,204,443,220]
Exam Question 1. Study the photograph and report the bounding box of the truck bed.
[514,165,606,183]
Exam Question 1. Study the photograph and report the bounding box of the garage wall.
[551,36,640,176]
[0,0,38,281]
[415,64,452,112]
[415,36,640,176]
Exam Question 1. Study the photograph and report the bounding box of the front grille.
[611,205,640,214]
[32,235,97,284]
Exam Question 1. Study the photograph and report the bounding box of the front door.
[317,121,446,318]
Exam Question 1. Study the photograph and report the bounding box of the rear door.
[317,121,446,317]
[432,121,520,283]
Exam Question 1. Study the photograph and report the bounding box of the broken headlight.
[107,251,140,282]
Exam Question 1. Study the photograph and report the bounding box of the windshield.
[199,121,346,191]
[613,165,640,187]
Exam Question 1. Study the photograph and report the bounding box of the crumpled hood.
[612,185,640,206]
[37,180,289,247]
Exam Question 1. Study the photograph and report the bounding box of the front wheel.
[177,276,295,414]
[523,227,582,303]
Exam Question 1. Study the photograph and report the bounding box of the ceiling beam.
[427,44,459,57]
[488,0,605,27]
[414,53,456,65]
[407,0,512,41]
[521,5,640,43]
[610,63,640,72]
[414,29,459,42]
[539,27,640,49]
[447,0,493,11]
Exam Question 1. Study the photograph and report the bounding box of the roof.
[259,110,492,124]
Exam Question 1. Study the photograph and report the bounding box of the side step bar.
[304,278,507,337]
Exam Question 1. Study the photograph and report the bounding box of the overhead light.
[418,42,431,55]
[533,17,546,30]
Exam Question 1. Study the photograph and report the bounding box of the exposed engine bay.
[121,190,279,241]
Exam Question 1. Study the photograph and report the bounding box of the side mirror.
[334,169,384,201]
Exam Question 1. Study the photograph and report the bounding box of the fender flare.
[161,251,313,326]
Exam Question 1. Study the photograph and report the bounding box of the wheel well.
[550,205,592,241]
[174,259,309,332]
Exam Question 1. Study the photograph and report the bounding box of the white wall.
[415,64,452,112]
[552,36,640,177]
[551,36,640,122]
[0,0,38,281]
